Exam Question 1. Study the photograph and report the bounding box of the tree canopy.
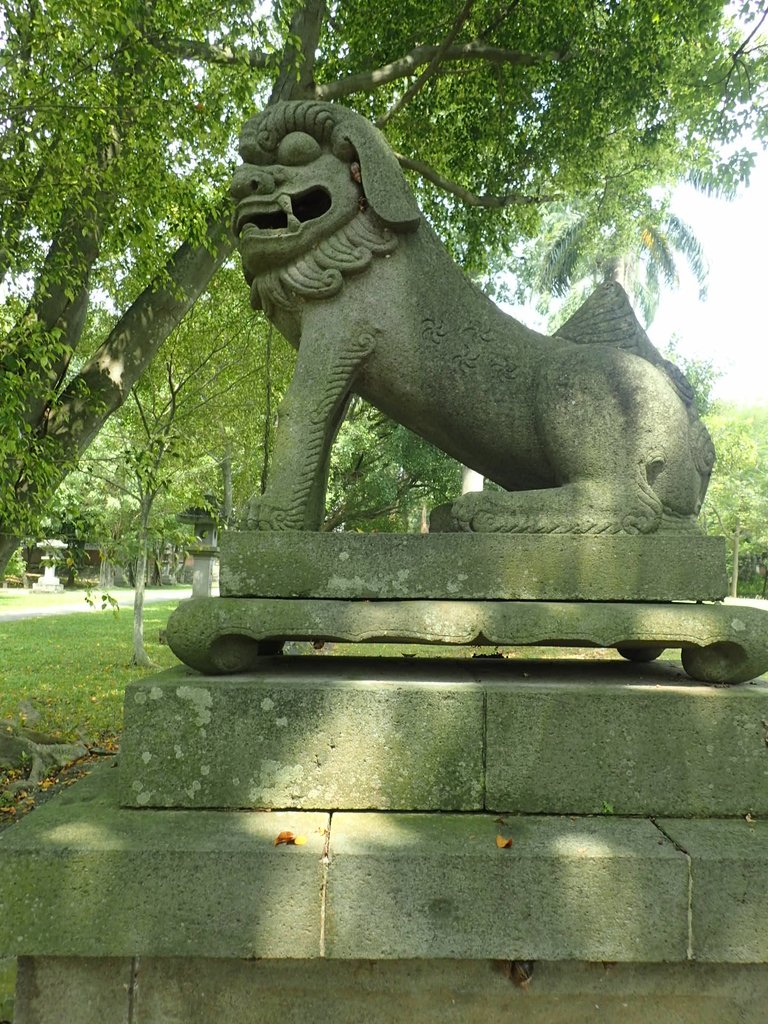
[1,0,767,567]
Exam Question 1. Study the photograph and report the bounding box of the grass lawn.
[0,602,182,743]
[0,583,190,613]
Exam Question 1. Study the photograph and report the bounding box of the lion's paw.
[451,491,501,532]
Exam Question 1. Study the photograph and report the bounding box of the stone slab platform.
[166,596,768,683]
[119,662,768,817]
[220,531,728,602]
[2,767,768,964]
[15,957,768,1024]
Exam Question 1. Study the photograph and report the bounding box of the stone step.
[1,766,767,965]
[119,661,768,817]
[220,531,728,602]
[12,958,768,1024]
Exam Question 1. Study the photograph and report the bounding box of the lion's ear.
[339,120,421,233]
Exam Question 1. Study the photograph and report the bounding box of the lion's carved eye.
[276,132,322,166]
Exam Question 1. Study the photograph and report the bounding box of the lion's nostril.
[246,171,276,195]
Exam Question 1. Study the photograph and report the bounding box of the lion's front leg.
[244,330,376,531]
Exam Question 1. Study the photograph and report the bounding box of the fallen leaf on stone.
[494,816,507,825]
[746,814,756,823]
[496,835,514,848]
[274,831,307,846]
[501,960,535,990]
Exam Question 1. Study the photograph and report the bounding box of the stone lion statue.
[231,101,714,535]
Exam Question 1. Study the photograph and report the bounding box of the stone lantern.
[32,539,67,593]
[178,503,219,598]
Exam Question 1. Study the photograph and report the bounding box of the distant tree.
[702,406,768,596]
[662,339,722,418]
[77,281,278,664]
[324,401,461,532]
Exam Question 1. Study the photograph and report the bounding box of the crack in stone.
[127,955,140,1023]
[481,686,488,811]
[319,814,333,957]
[651,819,693,960]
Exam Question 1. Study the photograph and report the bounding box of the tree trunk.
[0,535,20,579]
[270,0,327,102]
[730,520,741,598]
[2,211,233,553]
[47,210,233,460]
[221,449,234,527]
[132,495,157,668]
[98,556,115,589]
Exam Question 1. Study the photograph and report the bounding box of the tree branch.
[731,7,768,62]
[317,41,569,101]
[145,34,270,70]
[46,208,233,461]
[395,153,559,207]
[270,0,328,103]
[377,0,475,127]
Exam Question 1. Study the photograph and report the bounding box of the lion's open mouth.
[236,187,332,236]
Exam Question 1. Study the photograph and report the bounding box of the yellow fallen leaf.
[496,834,514,849]
[274,830,308,846]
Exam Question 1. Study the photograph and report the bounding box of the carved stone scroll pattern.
[255,215,397,313]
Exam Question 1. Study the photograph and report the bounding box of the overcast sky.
[648,146,768,407]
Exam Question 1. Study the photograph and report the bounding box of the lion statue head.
[231,101,421,313]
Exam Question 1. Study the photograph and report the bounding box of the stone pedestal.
[164,532,768,684]
[31,563,64,593]
[118,659,768,817]
[2,658,768,1022]
[188,545,219,598]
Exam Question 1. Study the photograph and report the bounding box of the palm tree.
[526,204,708,329]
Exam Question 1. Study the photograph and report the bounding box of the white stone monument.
[32,539,67,593]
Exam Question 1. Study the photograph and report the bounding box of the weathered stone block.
[486,671,768,816]
[324,813,689,961]
[121,661,768,816]
[0,956,16,1023]
[133,958,768,1024]
[659,818,768,962]
[14,957,132,1024]
[0,767,327,959]
[13,958,768,1024]
[220,531,727,602]
[119,663,484,809]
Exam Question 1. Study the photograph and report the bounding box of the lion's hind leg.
[451,472,663,535]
